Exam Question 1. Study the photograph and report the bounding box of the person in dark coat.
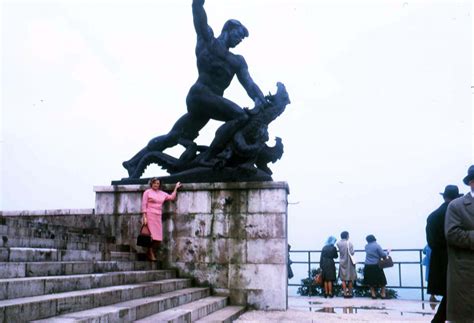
[426,185,462,323]
[445,165,474,322]
[287,244,294,279]
[320,236,338,298]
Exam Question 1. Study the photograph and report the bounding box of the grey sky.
[1,0,472,250]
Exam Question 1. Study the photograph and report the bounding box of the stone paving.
[235,296,437,322]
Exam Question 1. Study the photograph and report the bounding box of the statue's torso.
[195,39,241,95]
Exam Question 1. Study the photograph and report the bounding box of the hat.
[439,185,463,199]
[463,165,474,185]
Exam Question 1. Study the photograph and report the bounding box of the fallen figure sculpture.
[116,83,290,184]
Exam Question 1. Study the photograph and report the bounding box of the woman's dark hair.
[149,177,160,187]
[366,234,377,243]
[340,231,349,239]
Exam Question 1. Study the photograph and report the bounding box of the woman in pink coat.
[142,178,182,261]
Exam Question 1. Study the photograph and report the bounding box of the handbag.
[378,255,394,269]
[313,272,323,285]
[347,242,357,265]
[136,224,152,247]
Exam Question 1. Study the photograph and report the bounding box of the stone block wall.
[94,182,289,310]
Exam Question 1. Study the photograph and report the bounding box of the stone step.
[0,220,103,241]
[0,269,175,300]
[0,278,191,322]
[0,247,103,262]
[0,236,103,251]
[31,287,210,323]
[110,251,141,261]
[195,306,246,323]
[0,224,104,242]
[135,296,227,322]
[0,260,159,278]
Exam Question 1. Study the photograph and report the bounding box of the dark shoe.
[371,295,377,299]
[329,294,334,298]
[324,294,328,298]
[380,295,387,299]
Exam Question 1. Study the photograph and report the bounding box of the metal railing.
[289,248,427,300]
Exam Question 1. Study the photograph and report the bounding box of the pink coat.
[141,188,176,241]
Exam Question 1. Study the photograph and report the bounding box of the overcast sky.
[1,0,472,250]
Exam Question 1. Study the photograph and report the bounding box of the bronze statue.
[118,0,290,184]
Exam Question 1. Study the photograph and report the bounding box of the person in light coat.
[444,165,474,322]
[336,231,357,298]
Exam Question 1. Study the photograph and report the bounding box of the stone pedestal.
[94,182,289,310]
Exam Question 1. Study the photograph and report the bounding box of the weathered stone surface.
[228,264,286,290]
[246,239,286,264]
[247,289,287,310]
[174,262,229,288]
[135,295,227,322]
[246,213,286,239]
[93,181,289,311]
[8,247,59,262]
[247,189,288,213]
[211,190,248,215]
[176,191,212,214]
[0,263,25,278]
[195,305,246,323]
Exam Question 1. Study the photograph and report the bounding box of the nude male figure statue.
[123,0,267,177]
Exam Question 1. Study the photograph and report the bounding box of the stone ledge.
[94,181,289,194]
[0,209,95,217]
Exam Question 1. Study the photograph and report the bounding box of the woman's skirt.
[363,264,387,286]
[147,212,163,241]
[321,259,337,281]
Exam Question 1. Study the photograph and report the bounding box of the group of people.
[141,167,474,323]
[319,231,390,299]
[424,165,474,323]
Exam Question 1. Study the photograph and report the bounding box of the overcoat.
[425,202,449,296]
[445,193,474,322]
[336,239,357,281]
[320,244,338,281]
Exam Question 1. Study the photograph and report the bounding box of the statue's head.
[222,19,249,48]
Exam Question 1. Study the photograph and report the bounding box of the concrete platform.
[235,296,437,322]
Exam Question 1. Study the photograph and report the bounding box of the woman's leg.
[147,247,156,261]
[147,241,160,261]
[328,281,333,297]
[380,286,386,298]
[348,280,353,296]
[370,287,376,298]
[342,280,347,296]
[323,281,329,297]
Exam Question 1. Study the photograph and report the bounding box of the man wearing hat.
[444,165,474,322]
[425,185,462,323]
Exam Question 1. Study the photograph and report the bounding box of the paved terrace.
[236,296,437,322]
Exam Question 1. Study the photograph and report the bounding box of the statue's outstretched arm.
[192,0,212,42]
[236,56,266,106]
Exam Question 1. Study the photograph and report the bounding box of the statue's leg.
[122,112,209,177]
[122,114,191,175]
[187,91,248,160]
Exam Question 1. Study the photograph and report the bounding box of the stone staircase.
[0,216,245,322]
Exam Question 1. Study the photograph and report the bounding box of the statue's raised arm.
[192,0,213,42]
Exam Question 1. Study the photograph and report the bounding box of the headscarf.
[325,236,337,246]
